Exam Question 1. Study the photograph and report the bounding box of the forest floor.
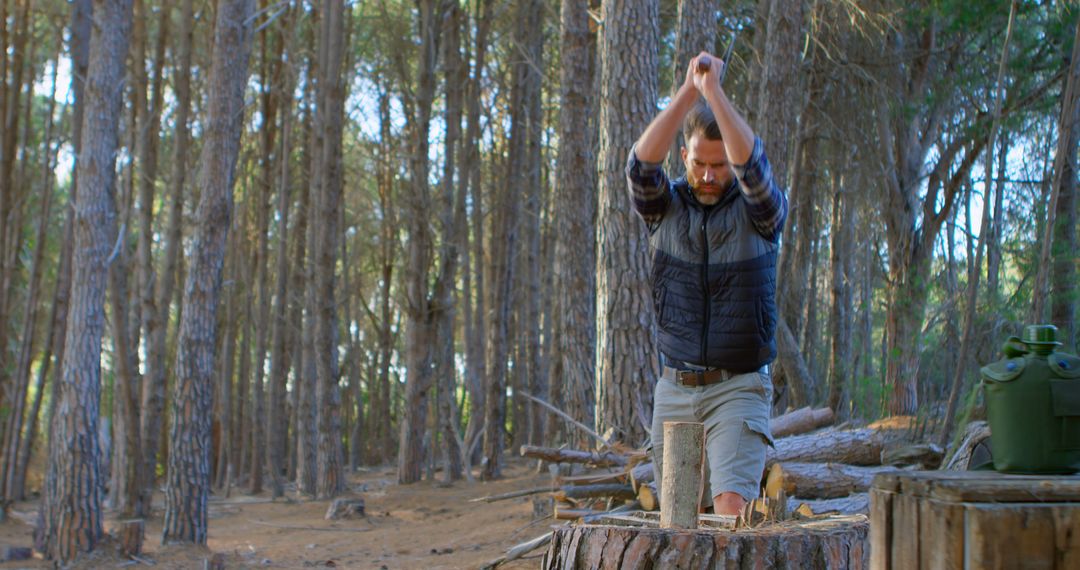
[0,458,553,569]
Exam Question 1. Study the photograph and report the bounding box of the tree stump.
[542,515,869,569]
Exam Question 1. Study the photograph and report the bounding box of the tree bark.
[267,3,298,498]
[140,0,191,506]
[313,0,349,499]
[543,518,869,569]
[1046,19,1080,346]
[163,0,253,544]
[552,0,598,449]
[664,0,719,178]
[40,0,133,562]
[766,428,898,467]
[594,0,659,446]
[765,463,897,500]
[398,0,443,485]
[827,167,854,419]
[2,44,59,502]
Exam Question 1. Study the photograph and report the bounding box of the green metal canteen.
[981,325,1080,474]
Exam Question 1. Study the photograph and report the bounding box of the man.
[627,51,787,516]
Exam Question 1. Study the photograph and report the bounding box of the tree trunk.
[827,168,854,419]
[1048,19,1080,347]
[140,0,191,506]
[521,0,546,449]
[398,0,443,485]
[313,0,349,499]
[664,0,719,179]
[941,0,1017,445]
[163,0,253,544]
[267,3,297,498]
[2,45,59,502]
[40,0,133,562]
[551,0,598,449]
[594,0,659,446]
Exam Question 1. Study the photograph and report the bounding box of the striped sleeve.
[625,144,672,226]
[732,137,787,242]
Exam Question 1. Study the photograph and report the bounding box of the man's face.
[681,134,732,206]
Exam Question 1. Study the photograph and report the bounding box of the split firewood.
[766,427,901,466]
[637,481,658,511]
[520,445,627,468]
[553,483,636,502]
[769,406,835,438]
[764,462,898,500]
[786,493,869,516]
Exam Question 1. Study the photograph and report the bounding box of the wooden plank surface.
[869,488,893,570]
[964,503,1080,569]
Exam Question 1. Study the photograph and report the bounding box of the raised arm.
[692,51,787,240]
[634,60,700,162]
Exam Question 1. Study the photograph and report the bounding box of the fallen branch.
[468,486,554,503]
[480,532,553,570]
[521,393,611,448]
[246,519,371,532]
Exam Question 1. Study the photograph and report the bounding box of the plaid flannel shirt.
[625,137,787,242]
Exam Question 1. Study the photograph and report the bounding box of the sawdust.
[1,459,555,569]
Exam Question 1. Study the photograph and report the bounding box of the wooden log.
[788,494,870,516]
[943,420,991,470]
[520,445,627,467]
[553,483,636,502]
[628,462,653,491]
[880,442,944,468]
[554,507,607,521]
[542,515,870,569]
[660,422,704,530]
[770,406,835,438]
[765,463,898,500]
[766,428,897,466]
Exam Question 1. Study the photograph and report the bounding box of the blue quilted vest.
[649,178,779,372]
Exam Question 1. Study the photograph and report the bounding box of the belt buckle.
[677,369,705,387]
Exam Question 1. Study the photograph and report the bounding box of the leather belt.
[662,365,734,387]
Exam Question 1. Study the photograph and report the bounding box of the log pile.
[481,408,940,567]
[515,409,943,520]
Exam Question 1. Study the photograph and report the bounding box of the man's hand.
[691,51,724,100]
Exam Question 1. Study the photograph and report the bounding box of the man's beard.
[688,175,730,205]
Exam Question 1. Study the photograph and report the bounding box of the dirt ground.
[1,459,555,569]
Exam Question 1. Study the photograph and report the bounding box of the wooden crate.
[870,470,1080,570]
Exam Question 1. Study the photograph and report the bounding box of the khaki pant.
[649,369,774,504]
